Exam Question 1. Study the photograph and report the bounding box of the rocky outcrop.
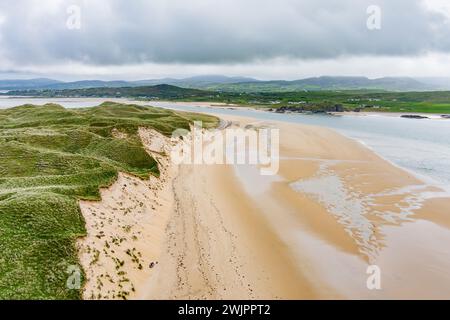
[401,115,429,119]
[274,103,344,114]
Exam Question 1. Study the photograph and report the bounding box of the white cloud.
[3,53,450,81]
[0,0,449,79]
[423,0,450,18]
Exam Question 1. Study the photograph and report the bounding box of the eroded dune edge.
[77,128,177,300]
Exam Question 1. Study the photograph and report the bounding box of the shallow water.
[151,102,450,191]
[0,96,135,109]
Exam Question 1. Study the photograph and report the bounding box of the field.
[0,102,218,299]
[221,90,450,114]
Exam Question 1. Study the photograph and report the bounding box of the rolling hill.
[4,84,217,100]
[0,75,258,91]
[2,75,445,92]
[205,76,435,92]
[0,78,63,90]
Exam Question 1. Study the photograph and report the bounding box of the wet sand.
[216,115,450,299]
[78,113,450,300]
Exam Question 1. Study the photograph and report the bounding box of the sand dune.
[77,128,177,300]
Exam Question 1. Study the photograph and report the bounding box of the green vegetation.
[0,101,218,299]
[5,84,450,114]
[201,76,431,92]
[182,88,450,114]
[6,84,214,100]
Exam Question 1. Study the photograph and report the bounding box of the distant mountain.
[44,80,131,90]
[0,75,443,93]
[133,75,259,88]
[0,78,63,90]
[0,75,259,91]
[415,77,450,90]
[174,75,259,86]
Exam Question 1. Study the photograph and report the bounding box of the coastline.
[144,100,450,119]
[77,110,450,299]
[2,96,449,119]
[328,111,449,119]
[218,114,450,298]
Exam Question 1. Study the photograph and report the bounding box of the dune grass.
[0,101,218,299]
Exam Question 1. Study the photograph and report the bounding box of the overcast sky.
[1,0,450,80]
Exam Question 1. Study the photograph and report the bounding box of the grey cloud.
[0,0,449,67]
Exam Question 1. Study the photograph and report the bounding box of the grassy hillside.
[191,89,450,114]
[0,102,218,299]
[202,76,432,92]
[5,84,217,100]
[182,89,450,114]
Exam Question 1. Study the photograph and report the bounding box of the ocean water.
[150,102,450,191]
[0,96,134,109]
[1,97,449,190]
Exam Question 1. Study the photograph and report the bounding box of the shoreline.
[216,114,450,298]
[2,96,450,119]
[143,100,450,118]
[77,110,450,299]
[328,110,450,119]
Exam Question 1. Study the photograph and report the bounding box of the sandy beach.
[77,112,450,300]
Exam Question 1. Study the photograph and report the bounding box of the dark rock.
[401,114,429,119]
[274,103,343,114]
[334,104,344,112]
